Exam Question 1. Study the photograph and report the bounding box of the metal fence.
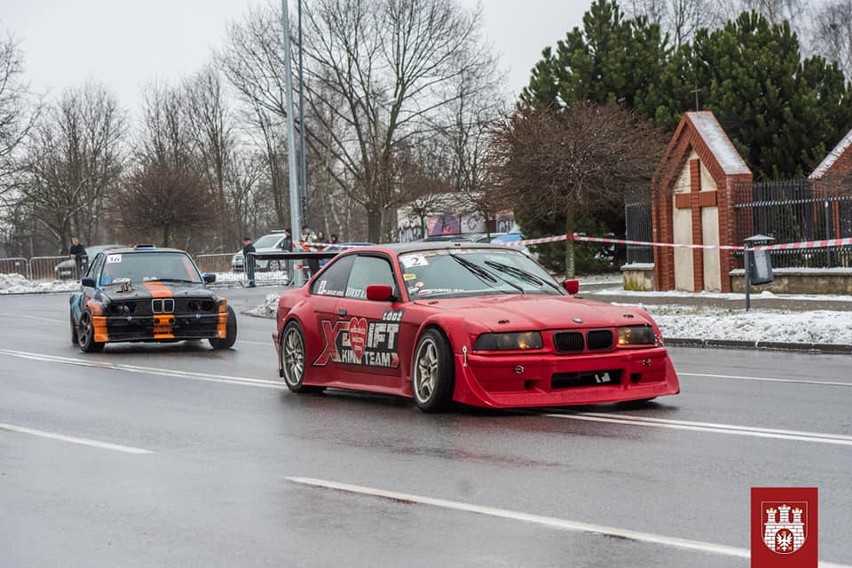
[624,186,654,264]
[0,252,290,288]
[623,180,852,269]
[732,180,852,268]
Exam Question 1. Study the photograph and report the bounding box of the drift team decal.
[314,316,400,368]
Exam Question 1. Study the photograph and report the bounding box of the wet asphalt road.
[1,289,850,568]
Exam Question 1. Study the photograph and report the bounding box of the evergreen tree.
[652,11,852,178]
[521,0,668,116]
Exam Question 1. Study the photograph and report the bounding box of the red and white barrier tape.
[510,233,852,252]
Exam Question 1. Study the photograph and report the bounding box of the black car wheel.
[412,328,454,413]
[70,312,79,346]
[280,321,323,393]
[209,306,238,350]
[78,310,104,353]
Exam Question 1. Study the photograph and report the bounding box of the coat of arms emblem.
[762,502,807,554]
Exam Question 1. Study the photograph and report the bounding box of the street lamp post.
[281,0,303,286]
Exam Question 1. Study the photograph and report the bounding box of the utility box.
[744,235,775,285]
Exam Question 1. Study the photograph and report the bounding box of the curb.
[666,337,852,354]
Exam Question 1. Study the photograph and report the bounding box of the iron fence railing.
[622,180,852,270]
[0,252,290,287]
[624,187,654,264]
[732,180,852,269]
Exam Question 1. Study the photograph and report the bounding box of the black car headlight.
[617,325,656,346]
[474,331,543,350]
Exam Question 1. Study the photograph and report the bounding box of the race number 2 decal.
[314,316,401,368]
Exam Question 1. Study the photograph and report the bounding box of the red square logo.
[751,487,818,567]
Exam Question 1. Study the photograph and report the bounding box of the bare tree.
[812,0,852,79]
[184,65,235,202]
[0,29,39,202]
[491,103,666,277]
[624,0,728,46]
[220,0,498,242]
[20,82,125,252]
[115,164,225,248]
[734,0,805,24]
[138,81,195,171]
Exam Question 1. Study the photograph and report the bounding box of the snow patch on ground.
[4,274,850,346]
[0,273,80,295]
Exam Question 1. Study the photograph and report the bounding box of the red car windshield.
[398,248,563,299]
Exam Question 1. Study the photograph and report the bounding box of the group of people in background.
[242,225,340,287]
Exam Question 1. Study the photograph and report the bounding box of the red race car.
[273,243,679,412]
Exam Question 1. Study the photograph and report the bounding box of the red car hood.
[413,294,652,331]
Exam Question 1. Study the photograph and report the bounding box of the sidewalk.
[576,280,852,353]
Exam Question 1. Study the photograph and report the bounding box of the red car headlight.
[474,332,543,350]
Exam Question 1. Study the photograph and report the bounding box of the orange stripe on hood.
[143,281,173,298]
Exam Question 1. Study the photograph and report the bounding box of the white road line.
[0,313,65,324]
[3,348,849,446]
[545,413,852,446]
[0,348,283,389]
[287,477,851,568]
[0,423,152,454]
[680,371,852,388]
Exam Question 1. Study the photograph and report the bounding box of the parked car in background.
[55,244,125,280]
[421,232,503,244]
[490,229,539,259]
[231,231,291,272]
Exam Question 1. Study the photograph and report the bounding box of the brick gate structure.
[652,112,753,292]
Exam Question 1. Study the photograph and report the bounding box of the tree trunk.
[366,204,382,243]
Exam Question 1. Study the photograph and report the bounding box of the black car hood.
[97,281,219,302]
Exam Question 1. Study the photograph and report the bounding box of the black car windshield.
[399,248,563,299]
[99,252,203,285]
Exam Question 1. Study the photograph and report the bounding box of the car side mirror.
[202,273,216,284]
[366,284,394,302]
[562,279,579,295]
[81,276,96,288]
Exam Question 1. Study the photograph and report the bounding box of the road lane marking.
[3,348,850,446]
[287,477,851,567]
[0,313,65,324]
[0,423,152,454]
[546,413,852,446]
[680,371,851,387]
[0,348,283,389]
[239,340,271,346]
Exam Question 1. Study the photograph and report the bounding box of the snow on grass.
[3,273,850,346]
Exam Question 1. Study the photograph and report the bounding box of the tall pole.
[281,0,304,286]
[297,0,309,232]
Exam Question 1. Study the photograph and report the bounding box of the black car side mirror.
[81,276,96,288]
[202,273,216,284]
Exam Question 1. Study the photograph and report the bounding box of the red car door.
[317,254,405,392]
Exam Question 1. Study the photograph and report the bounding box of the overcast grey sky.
[1,0,588,111]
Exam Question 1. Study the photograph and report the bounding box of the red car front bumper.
[453,347,679,408]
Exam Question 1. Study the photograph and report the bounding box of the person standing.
[300,225,316,246]
[242,237,256,288]
[69,236,87,279]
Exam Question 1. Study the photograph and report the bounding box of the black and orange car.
[69,245,237,353]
